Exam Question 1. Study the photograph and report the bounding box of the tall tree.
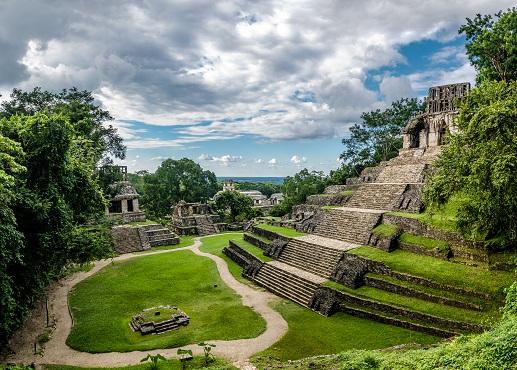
[142,158,218,218]
[214,190,259,222]
[340,98,424,174]
[460,8,517,83]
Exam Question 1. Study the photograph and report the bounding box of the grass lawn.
[349,247,515,298]
[372,224,399,237]
[255,223,306,238]
[251,300,439,364]
[399,233,450,253]
[231,239,273,262]
[43,357,236,370]
[323,281,496,325]
[67,247,265,352]
[198,233,267,285]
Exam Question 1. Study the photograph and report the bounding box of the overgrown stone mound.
[130,305,189,335]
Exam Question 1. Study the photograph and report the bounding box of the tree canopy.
[270,169,326,216]
[214,190,261,222]
[460,8,517,83]
[0,88,118,345]
[141,158,218,218]
[340,98,424,177]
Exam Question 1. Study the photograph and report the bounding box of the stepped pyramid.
[225,83,498,337]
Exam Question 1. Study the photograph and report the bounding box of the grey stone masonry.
[345,183,408,210]
[375,164,427,184]
[313,207,382,244]
[252,261,324,307]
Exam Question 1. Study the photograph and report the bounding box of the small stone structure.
[171,201,222,235]
[130,305,189,335]
[106,181,146,223]
[111,224,179,254]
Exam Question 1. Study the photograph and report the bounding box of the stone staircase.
[253,262,324,307]
[313,208,382,244]
[278,239,345,278]
[345,183,408,210]
[375,164,426,183]
[144,227,179,247]
[194,215,218,235]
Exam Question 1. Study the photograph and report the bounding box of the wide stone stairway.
[278,235,358,278]
[313,207,383,244]
[253,261,325,307]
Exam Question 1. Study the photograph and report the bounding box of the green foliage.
[460,8,517,83]
[0,87,122,345]
[141,158,218,218]
[141,354,166,370]
[214,190,258,222]
[271,169,326,215]
[340,98,424,170]
[198,342,216,365]
[233,181,282,197]
[424,81,517,247]
[327,164,358,185]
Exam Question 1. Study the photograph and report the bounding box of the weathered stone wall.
[244,233,270,250]
[251,225,290,242]
[382,214,487,262]
[111,226,145,254]
[305,193,352,206]
[324,185,359,194]
[222,240,264,277]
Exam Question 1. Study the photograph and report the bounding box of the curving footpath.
[6,237,288,369]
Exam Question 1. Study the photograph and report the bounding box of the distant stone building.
[216,179,284,212]
[402,82,470,150]
[170,201,221,235]
[106,181,146,223]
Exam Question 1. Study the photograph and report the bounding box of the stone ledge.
[251,225,290,242]
[363,275,482,311]
[244,233,270,250]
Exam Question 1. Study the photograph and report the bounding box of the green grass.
[44,357,236,370]
[365,273,486,307]
[251,300,439,364]
[386,195,465,233]
[323,281,496,325]
[67,246,265,352]
[399,233,450,253]
[255,223,306,238]
[231,239,273,262]
[245,232,271,244]
[198,233,257,285]
[372,224,399,238]
[141,235,195,252]
[349,247,516,297]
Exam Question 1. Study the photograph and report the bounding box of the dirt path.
[6,237,288,369]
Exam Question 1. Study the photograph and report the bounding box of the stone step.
[346,183,408,210]
[339,304,457,338]
[253,264,319,307]
[375,164,427,184]
[312,208,381,244]
[149,237,178,247]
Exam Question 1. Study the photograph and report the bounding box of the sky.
[0,0,513,177]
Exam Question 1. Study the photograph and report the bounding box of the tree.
[1,87,125,164]
[271,169,326,215]
[340,98,424,173]
[424,80,517,247]
[234,181,282,197]
[460,8,517,83]
[142,158,218,218]
[214,190,258,222]
[0,87,120,345]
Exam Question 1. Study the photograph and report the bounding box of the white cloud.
[290,155,307,165]
[255,158,263,164]
[268,158,277,166]
[379,76,415,103]
[1,0,510,142]
[198,153,243,166]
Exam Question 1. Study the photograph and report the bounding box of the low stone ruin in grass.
[130,305,189,335]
